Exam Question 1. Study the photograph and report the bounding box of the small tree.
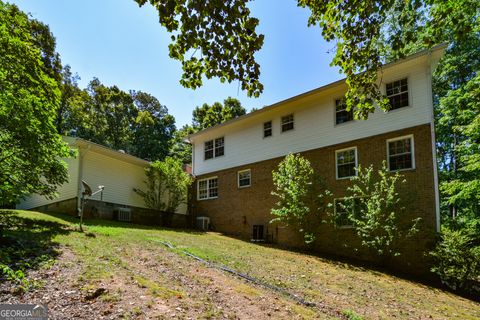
[135,157,192,214]
[336,161,420,259]
[271,153,322,243]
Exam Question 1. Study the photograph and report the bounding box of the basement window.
[198,177,218,200]
[386,78,409,110]
[252,225,264,241]
[281,114,294,132]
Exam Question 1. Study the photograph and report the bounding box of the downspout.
[76,142,90,214]
[427,53,441,233]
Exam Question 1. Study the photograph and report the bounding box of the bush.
[430,220,480,293]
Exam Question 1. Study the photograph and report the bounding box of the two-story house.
[188,45,446,269]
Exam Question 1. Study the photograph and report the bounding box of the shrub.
[333,161,420,259]
[430,220,480,293]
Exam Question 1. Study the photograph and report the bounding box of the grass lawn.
[1,210,478,319]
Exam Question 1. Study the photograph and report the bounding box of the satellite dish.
[81,180,92,196]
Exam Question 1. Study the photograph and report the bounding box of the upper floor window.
[387,135,415,171]
[335,98,354,125]
[263,121,272,138]
[198,177,218,200]
[238,169,251,188]
[204,137,224,160]
[336,147,357,179]
[281,114,294,132]
[386,78,409,110]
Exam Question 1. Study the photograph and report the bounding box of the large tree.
[0,1,70,204]
[137,0,478,117]
[192,97,246,130]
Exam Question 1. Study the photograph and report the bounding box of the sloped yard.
[1,210,478,319]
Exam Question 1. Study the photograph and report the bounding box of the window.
[204,137,224,160]
[238,169,251,188]
[252,225,264,241]
[335,98,354,125]
[281,114,294,132]
[386,78,409,110]
[263,121,272,138]
[387,135,415,171]
[334,198,363,228]
[198,177,218,200]
[336,147,357,179]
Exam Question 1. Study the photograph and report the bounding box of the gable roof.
[64,136,150,167]
[188,43,447,141]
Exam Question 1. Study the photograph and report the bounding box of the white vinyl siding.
[192,54,436,176]
[81,151,147,208]
[16,156,79,210]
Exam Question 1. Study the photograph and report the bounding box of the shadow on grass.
[35,211,207,236]
[0,210,74,285]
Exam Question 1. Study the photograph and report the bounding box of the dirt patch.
[0,244,334,319]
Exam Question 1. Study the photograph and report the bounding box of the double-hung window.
[281,114,294,132]
[238,169,251,188]
[336,147,357,179]
[334,198,363,228]
[204,137,224,160]
[386,78,409,110]
[387,135,415,171]
[198,177,218,200]
[263,121,272,138]
[335,98,354,125]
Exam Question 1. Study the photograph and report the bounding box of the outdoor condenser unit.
[117,207,132,222]
[196,216,210,231]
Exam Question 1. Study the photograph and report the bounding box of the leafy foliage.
[134,157,192,213]
[271,154,322,243]
[430,220,480,293]
[0,1,71,204]
[135,0,264,97]
[192,97,246,130]
[336,162,420,258]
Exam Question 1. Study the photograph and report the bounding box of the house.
[17,137,187,224]
[188,45,446,269]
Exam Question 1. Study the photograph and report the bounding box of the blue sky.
[11,0,342,127]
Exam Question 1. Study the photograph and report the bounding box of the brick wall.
[192,124,437,272]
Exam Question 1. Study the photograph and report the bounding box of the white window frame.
[263,121,272,138]
[237,169,251,188]
[334,98,354,126]
[335,146,358,180]
[204,137,224,160]
[386,134,415,172]
[281,114,294,133]
[385,77,410,111]
[334,198,355,229]
[197,176,218,200]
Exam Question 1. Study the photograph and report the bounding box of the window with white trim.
[238,169,251,188]
[386,78,409,110]
[335,98,354,125]
[336,147,357,179]
[263,121,272,138]
[204,137,224,160]
[387,135,414,171]
[281,114,294,132]
[334,198,363,228]
[198,177,218,200]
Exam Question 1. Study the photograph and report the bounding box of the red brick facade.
[192,124,438,271]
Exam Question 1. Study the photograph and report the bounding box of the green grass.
[1,210,479,319]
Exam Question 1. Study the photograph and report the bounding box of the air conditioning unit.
[196,216,210,231]
[117,207,132,222]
